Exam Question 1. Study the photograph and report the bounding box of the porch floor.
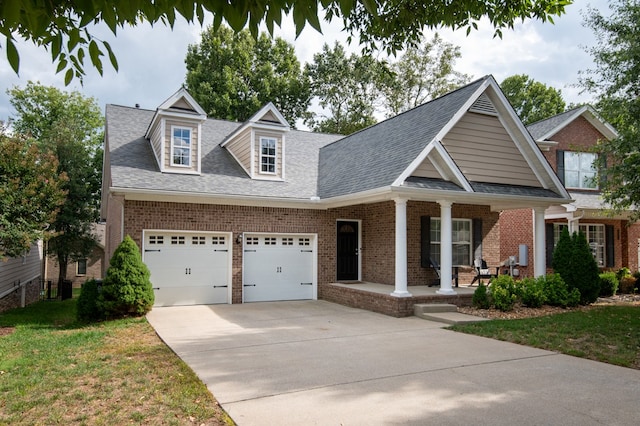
[322,282,476,317]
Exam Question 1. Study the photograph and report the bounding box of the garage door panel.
[243,235,315,302]
[153,285,228,307]
[143,231,230,306]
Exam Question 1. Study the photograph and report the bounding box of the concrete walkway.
[147,301,640,425]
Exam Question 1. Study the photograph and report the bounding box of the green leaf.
[55,58,68,74]
[6,37,20,74]
[361,0,377,15]
[103,41,119,71]
[64,68,74,85]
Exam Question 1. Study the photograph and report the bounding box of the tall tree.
[0,1,570,84]
[580,1,640,221]
[305,43,389,134]
[0,126,66,259]
[185,25,309,125]
[500,74,566,124]
[382,34,471,117]
[8,82,103,283]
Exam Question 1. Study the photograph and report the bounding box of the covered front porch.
[321,281,475,318]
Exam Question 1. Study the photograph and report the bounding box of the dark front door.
[337,221,359,281]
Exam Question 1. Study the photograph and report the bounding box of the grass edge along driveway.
[450,305,640,369]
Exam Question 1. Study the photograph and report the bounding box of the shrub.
[619,277,636,294]
[616,267,631,282]
[98,235,154,318]
[552,229,600,305]
[518,277,546,308]
[76,279,104,322]
[540,273,579,308]
[472,283,491,309]
[599,272,618,297]
[490,275,517,311]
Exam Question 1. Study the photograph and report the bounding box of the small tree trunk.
[57,254,68,284]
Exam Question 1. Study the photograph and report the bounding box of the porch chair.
[428,257,459,288]
[469,258,499,286]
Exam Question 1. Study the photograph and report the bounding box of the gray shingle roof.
[317,76,488,198]
[106,104,341,199]
[526,107,583,140]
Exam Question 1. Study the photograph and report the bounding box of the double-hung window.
[553,223,605,266]
[77,259,87,275]
[430,218,472,266]
[260,137,277,174]
[562,151,597,189]
[171,127,191,167]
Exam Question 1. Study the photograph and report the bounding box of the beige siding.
[260,110,279,123]
[254,130,283,179]
[412,157,443,179]
[172,97,193,111]
[225,127,252,172]
[148,119,163,168]
[0,242,42,296]
[164,119,199,173]
[440,112,542,187]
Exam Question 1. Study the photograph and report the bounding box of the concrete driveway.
[147,301,640,425]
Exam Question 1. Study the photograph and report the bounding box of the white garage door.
[143,231,231,306]
[243,234,316,302]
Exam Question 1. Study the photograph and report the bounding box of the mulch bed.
[0,327,16,337]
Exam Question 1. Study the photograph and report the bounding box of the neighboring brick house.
[102,75,571,317]
[0,242,42,313]
[500,105,639,276]
[44,223,106,288]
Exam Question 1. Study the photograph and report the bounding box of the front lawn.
[0,298,234,425]
[450,305,640,369]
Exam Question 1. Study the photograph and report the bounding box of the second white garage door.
[243,233,316,302]
[143,231,232,306]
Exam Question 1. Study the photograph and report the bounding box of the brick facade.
[45,245,104,288]
[119,199,501,305]
[502,114,640,273]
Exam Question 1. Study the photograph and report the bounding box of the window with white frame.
[260,137,276,174]
[553,223,605,266]
[563,151,597,189]
[430,218,472,266]
[171,126,191,167]
[77,259,87,275]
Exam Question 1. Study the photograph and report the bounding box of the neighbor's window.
[430,218,472,266]
[171,126,191,166]
[553,223,605,266]
[563,152,597,189]
[77,259,87,275]
[260,137,277,174]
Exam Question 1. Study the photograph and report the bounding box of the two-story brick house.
[500,105,640,275]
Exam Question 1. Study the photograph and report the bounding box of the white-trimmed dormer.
[145,88,207,175]
[221,102,290,181]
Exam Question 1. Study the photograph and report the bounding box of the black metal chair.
[469,258,499,286]
[429,257,459,287]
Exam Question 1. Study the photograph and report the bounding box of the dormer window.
[171,126,192,167]
[260,137,277,174]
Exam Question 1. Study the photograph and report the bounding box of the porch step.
[414,304,489,325]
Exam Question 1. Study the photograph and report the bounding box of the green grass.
[0,298,233,425]
[450,305,640,369]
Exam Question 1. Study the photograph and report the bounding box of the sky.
[0,1,610,123]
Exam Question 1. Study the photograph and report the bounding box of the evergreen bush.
[98,235,154,318]
[76,279,103,322]
[552,228,600,305]
[571,232,601,304]
[599,272,618,297]
[472,282,491,309]
[490,275,517,311]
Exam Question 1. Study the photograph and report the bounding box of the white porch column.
[437,200,457,295]
[391,197,412,297]
[533,207,547,277]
